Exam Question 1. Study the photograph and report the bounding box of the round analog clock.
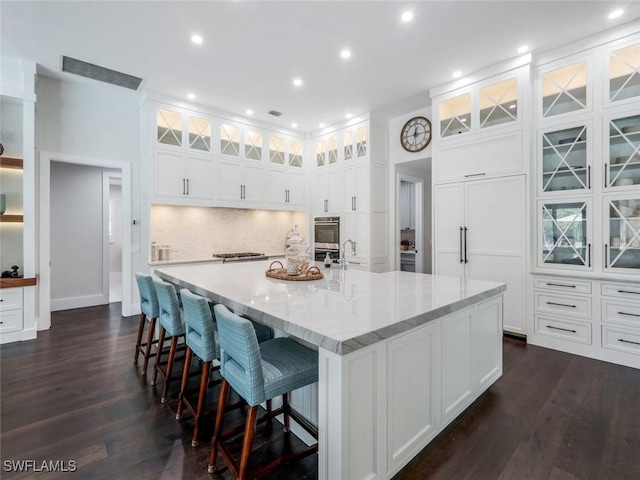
[400,116,432,152]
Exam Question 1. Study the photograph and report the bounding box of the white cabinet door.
[433,183,465,277]
[315,169,341,215]
[344,164,369,213]
[217,160,243,201]
[477,297,503,393]
[441,307,475,425]
[185,154,214,200]
[154,150,187,198]
[266,169,287,204]
[243,163,265,202]
[286,170,305,206]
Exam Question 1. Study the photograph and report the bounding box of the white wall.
[36,75,141,312]
[50,162,106,309]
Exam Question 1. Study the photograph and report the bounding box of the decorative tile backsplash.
[151,206,309,261]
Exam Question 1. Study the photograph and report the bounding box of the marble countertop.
[155,261,506,355]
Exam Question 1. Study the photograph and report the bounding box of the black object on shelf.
[1,265,20,278]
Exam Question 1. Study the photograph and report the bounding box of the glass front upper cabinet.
[344,130,353,161]
[479,77,518,128]
[440,92,471,137]
[220,124,240,156]
[606,197,640,270]
[540,125,589,193]
[188,116,211,152]
[540,201,591,269]
[157,108,182,147]
[542,61,587,118]
[269,135,285,165]
[356,126,367,158]
[607,114,640,189]
[609,42,640,104]
[316,140,326,167]
[288,139,303,167]
[327,135,338,164]
[245,130,262,161]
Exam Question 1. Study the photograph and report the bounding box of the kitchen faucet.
[340,239,357,270]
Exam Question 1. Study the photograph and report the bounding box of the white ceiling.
[2,1,640,132]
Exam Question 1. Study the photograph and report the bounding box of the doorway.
[39,152,132,330]
[106,173,123,303]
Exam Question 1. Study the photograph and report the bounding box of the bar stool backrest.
[153,279,185,337]
[213,304,265,406]
[180,289,219,363]
[136,273,159,319]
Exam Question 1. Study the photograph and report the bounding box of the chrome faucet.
[340,239,357,270]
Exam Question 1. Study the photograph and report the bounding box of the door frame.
[396,174,424,273]
[38,151,133,330]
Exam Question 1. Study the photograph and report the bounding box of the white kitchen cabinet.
[157,107,213,153]
[153,149,214,203]
[399,181,415,230]
[605,39,640,109]
[538,57,591,120]
[0,287,23,335]
[266,168,305,208]
[434,175,526,334]
[217,160,264,203]
[314,168,341,215]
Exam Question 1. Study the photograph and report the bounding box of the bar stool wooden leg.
[191,361,211,447]
[239,406,259,480]
[161,335,179,403]
[142,317,157,374]
[208,378,230,474]
[150,325,166,386]
[282,393,290,433]
[176,348,193,420]
[133,312,146,364]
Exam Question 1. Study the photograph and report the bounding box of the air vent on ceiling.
[268,110,282,117]
[62,56,143,91]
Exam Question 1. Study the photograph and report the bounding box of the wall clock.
[400,116,432,152]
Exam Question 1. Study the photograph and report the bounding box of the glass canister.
[297,237,311,274]
[285,226,302,274]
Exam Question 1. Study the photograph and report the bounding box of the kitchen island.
[155,261,506,480]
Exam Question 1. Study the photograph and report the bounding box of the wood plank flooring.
[1,303,639,479]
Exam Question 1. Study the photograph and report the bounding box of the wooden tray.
[265,261,323,281]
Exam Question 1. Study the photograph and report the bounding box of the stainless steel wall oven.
[314,216,340,261]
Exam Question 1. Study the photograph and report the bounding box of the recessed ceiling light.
[340,49,352,59]
[291,123,298,128]
[346,113,352,119]
[187,93,195,100]
[452,71,462,79]
[293,78,303,87]
[191,34,203,45]
[609,9,623,19]
[517,45,529,54]
[319,123,326,128]
[401,11,414,22]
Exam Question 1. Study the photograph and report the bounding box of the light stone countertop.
[155,260,506,355]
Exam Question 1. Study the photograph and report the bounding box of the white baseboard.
[51,294,108,312]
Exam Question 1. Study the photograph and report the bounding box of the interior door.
[433,183,465,277]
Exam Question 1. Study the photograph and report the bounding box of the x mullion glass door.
[605,196,640,270]
[539,200,592,271]
[540,124,590,194]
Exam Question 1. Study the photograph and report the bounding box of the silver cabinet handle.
[459,227,464,264]
[183,178,186,195]
[618,338,640,346]
[354,196,357,211]
[186,178,189,195]
[617,290,640,295]
[464,227,468,264]
[587,165,591,189]
[324,199,328,212]
[464,173,486,178]
[617,311,640,317]
[546,282,576,288]
[604,163,608,188]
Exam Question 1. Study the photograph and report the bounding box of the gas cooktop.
[212,252,265,259]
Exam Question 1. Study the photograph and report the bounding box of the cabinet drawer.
[602,299,640,328]
[534,291,591,319]
[0,309,23,334]
[534,315,592,345]
[533,277,592,294]
[601,283,640,300]
[0,288,23,312]
[602,325,640,356]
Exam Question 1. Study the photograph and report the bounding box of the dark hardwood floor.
[1,303,639,479]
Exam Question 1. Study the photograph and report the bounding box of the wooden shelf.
[0,215,23,223]
[0,277,37,288]
[0,157,23,169]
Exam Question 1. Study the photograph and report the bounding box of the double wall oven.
[314,216,340,261]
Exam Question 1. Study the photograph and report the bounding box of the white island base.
[155,263,505,480]
[319,295,503,480]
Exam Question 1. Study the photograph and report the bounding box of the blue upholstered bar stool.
[134,273,159,374]
[208,304,318,480]
[151,278,186,403]
[176,289,221,447]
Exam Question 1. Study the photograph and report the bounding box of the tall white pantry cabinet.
[431,57,531,336]
[530,29,640,369]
